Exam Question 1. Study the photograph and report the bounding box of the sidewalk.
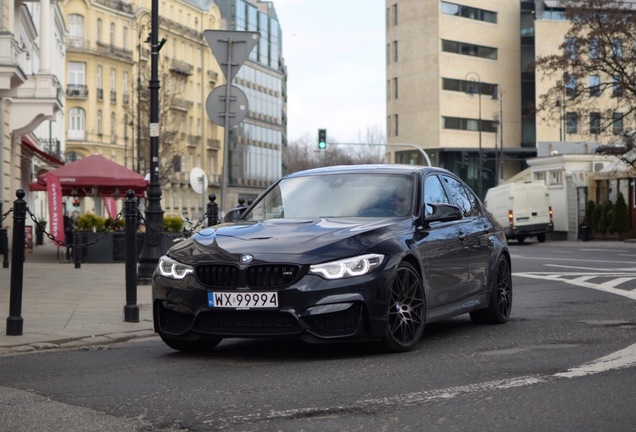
[0,242,155,355]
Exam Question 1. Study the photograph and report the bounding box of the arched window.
[68,14,84,48]
[97,19,102,43]
[69,107,85,140]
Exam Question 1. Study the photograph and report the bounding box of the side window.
[441,175,478,217]
[424,175,450,216]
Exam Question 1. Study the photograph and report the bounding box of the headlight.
[309,254,384,280]
[157,255,194,280]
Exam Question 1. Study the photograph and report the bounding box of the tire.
[159,333,222,353]
[470,258,512,325]
[537,233,546,243]
[517,236,526,244]
[382,261,426,352]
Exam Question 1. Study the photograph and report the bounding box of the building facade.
[215,0,287,209]
[1,0,66,229]
[385,0,636,202]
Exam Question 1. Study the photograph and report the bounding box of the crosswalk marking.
[513,271,636,301]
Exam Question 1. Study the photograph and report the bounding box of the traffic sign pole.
[203,30,260,215]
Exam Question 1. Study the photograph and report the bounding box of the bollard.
[73,231,82,269]
[6,190,26,336]
[124,190,139,322]
[0,228,8,268]
[207,193,219,227]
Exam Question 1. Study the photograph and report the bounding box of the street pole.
[465,72,484,198]
[137,0,165,283]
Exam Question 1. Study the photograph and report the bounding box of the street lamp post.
[137,0,166,283]
[466,72,483,198]
[134,14,150,174]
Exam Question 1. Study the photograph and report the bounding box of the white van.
[484,181,554,243]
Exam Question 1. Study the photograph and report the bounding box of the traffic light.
[72,198,80,207]
[317,128,327,150]
[461,151,469,167]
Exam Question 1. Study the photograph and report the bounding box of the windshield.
[244,173,414,220]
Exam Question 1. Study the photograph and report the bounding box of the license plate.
[208,291,278,309]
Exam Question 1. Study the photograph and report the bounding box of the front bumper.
[152,272,391,343]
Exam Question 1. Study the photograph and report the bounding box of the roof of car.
[285,164,450,178]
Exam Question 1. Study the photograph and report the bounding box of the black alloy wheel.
[470,257,512,324]
[382,261,426,352]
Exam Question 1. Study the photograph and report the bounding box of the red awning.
[28,154,148,197]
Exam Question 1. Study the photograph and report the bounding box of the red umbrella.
[28,154,148,197]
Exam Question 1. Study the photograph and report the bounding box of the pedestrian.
[64,211,78,261]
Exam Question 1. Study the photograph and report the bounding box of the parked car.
[152,164,512,353]
[484,181,554,243]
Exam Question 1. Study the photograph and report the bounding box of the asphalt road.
[0,240,635,431]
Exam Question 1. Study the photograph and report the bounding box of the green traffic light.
[318,141,327,149]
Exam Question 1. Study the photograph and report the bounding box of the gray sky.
[273,0,386,143]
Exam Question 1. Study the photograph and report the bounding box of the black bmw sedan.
[152,164,512,353]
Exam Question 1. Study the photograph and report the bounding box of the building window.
[613,76,623,97]
[613,113,624,135]
[111,112,116,143]
[611,38,623,58]
[443,116,498,133]
[392,40,398,62]
[123,27,128,50]
[110,22,115,47]
[589,38,599,60]
[441,1,496,23]
[441,39,497,60]
[589,112,601,135]
[97,19,102,43]
[550,170,562,185]
[565,37,577,60]
[97,110,102,135]
[589,75,600,96]
[392,4,398,26]
[68,62,85,85]
[393,77,398,99]
[566,112,578,134]
[442,78,497,96]
[67,14,84,48]
[565,73,577,98]
[68,107,85,140]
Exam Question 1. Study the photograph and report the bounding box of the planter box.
[77,231,187,263]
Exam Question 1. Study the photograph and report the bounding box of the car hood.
[167,218,410,265]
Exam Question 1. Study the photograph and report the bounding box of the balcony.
[67,84,88,98]
[123,93,129,105]
[170,59,194,76]
[207,139,220,150]
[110,90,117,103]
[10,74,64,135]
[97,88,103,100]
[170,97,193,112]
[207,70,218,83]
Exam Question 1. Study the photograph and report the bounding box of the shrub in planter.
[596,201,613,234]
[609,193,630,234]
[584,200,596,227]
[163,215,184,233]
[104,217,125,232]
[77,213,106,232]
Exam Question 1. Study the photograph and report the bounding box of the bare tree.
[130,58,188,182]
[534,0,636,168]
[284,128,386,174]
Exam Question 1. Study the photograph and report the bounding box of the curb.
[0,329,156,356]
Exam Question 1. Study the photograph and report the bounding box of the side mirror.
[425,203,464,223]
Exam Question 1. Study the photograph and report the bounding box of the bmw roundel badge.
[240,254,253,263]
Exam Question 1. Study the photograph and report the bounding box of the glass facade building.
[216,0,287,200]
